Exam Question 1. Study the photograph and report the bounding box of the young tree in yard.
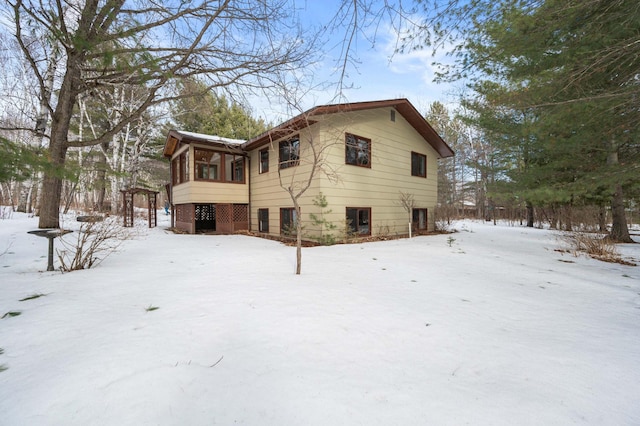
[274,114,340,275]
[265,83,344,274]
[308,192,338,246]
[398,191,416,237]
[3,0,313,229]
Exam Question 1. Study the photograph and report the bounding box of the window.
[172,150,189,185]
[412,208,427,230]
[195,149,220,181]
[280,207,298,235]
[225,154,245,183]
[193,148,244,183]
[258,209,269,232]
[345,133,371,167]
[411,152,426,177]
[279,137,300,169]
[259,148,269,173]
[171,156,179,185]
[180,151,189,183]
[346,207,371,235]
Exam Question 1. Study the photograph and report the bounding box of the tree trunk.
[38,178,61,227]
[598,205,607,232]
[38,56,81,229]
[526,201,534,227]
[609,184,633,243]
[295,204,302,275]
[607,139,632,243]
[38,143,68,228]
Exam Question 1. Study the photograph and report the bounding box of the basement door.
[195,204,216,232]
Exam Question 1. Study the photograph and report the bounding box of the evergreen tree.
[414,0,639,240]
[172,78,269,140]
[308,192,337,245]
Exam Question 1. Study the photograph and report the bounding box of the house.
[162,98,454,239]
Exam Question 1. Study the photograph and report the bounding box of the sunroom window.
[194,149,220,181]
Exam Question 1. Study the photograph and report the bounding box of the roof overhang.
[243,98,454,158]
[163,130,246,158]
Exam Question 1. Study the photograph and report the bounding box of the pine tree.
[417,0,639,240]
[172,79,269,140]
[308,192,337,245]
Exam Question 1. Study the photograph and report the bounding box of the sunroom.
[163,130,249,234]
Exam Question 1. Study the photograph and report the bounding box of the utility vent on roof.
[390,109,396,122]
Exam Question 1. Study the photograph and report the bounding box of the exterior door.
[195,204,216,232]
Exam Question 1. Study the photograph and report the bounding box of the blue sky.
[252,0,461,122]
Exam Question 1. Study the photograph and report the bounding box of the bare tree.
[3,0,314,228]
[398,191,416,237]
[272,111,340,275]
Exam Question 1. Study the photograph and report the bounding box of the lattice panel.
[123,193,134,227]
[233,204,248,222]
[195,204,215,221]
[217,204,232,224]
[148,195,157,228]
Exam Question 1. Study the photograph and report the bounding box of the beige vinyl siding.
[249,127,323,235]
[171,144,249,205]
[172,181,249,204]
[316,108,439,234]
[247,107,441,238]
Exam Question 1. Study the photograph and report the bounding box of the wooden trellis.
[121,188,160,228]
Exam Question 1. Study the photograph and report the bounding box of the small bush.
[339,218,358,243]
[435,217,452,233]
[308,193,337,245]
[434,206,452,232]
[57,217,133,271]
[560,232,634,265]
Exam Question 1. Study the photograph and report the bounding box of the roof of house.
[163,130,246,158]
[243,98,455,158]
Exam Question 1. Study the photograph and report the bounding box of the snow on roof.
[175,130,246,146]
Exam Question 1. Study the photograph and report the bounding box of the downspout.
[168,155,174,229]
[247,153,251,231]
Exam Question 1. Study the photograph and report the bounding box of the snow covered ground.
[1,211,639,425]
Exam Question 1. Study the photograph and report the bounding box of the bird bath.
[27,229,73,271]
